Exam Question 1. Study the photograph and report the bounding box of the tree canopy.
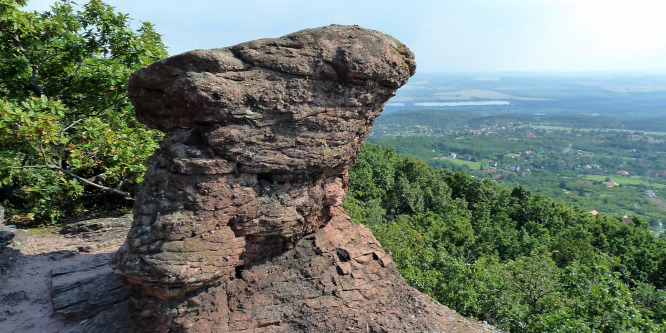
[0,0,167,223]
[345,143,666,332]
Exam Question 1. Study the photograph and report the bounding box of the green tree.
[369,214,441,294]
[0,0,167,223]
[561,258,662,332]
[346,144,666,332]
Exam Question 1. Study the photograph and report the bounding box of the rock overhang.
[127,25,415,177]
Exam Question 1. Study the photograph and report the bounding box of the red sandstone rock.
[110,25,501,332]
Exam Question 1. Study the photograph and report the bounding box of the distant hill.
[374,109,666,134]
[374,109,479,131]
[387,72,666,118]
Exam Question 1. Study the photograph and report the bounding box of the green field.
[433,157,481,170]
[583,175,666,189]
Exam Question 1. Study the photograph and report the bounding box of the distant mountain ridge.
[374,109,666,134]
[385,73,666,118]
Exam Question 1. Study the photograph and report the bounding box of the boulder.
[110,25,500,332]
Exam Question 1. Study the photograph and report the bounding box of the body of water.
[414,101,511,107]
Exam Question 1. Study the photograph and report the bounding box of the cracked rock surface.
[110,25,501,332]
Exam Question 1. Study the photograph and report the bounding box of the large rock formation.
[111,25,499,332]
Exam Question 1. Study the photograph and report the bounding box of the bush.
[0,0,167,223]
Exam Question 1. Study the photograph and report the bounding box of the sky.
[23,0,666,73]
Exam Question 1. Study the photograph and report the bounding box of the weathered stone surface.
[60,215,132,253]
[0,217,133,333]
[126,209,501,332]
[0,230,14,251]
[110,25,500,332]
[0,227,22,285]
[112,24,415,295]
[51,253,128,319]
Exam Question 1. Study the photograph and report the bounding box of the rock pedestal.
[111,25,499,332]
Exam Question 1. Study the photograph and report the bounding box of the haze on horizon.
[24,0,666,73]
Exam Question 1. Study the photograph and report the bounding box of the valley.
[372,73,666,237]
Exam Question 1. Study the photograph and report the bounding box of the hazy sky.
[24,0,666,73]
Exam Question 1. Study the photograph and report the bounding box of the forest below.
[369,110,666,238]
[345,143,666,332]
[364,108,666,331]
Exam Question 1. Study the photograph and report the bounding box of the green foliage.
[0,0,167,223]
[370,110,666,234]
[345,143,666,332]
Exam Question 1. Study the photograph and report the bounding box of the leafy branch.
[0,0,167,223]
[8,164,131,197]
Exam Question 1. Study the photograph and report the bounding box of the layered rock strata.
[111,25,499,332]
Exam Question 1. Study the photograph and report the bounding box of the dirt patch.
[0,215,131,332]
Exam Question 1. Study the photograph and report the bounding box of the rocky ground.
[0,215,132,333]
[0,214,502,333]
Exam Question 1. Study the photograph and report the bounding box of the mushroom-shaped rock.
[110,25,500,333]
